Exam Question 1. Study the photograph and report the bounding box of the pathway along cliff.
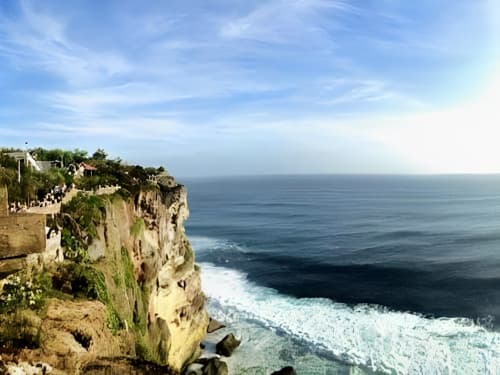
[0,177,209,374]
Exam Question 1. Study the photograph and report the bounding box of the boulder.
[215,333,240,357]
[202,357,228,375]
[207,318,226,333]
[185,363,204,375]
[271,367,297,375]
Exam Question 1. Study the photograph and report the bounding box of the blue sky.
[0,0,499,176]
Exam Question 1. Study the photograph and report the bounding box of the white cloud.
[300,70,500,173]
[1,0,498,175]
[0,0,130,84]
[219,0,356,44]
[6,116,183,143]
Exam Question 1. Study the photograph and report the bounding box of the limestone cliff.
[92,185,208,370]
[0,184,208,374]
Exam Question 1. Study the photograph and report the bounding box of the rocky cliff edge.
[0,184,208,374]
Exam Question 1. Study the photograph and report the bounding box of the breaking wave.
[200,261,500,374]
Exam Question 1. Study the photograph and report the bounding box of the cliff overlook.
[0,148,208,374]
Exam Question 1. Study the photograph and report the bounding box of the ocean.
[182,175,500,374]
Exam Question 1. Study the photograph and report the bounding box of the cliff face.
[99,186,208,370]
[0,185,208,373]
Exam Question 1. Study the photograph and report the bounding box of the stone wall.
[0,186,7,217]
[0,214,46,259]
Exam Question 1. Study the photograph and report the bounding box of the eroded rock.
[202,357,228,375]
[185,362,204,375]
[215,333,240,357]
[207,318,226,333]
[271,366,297,375]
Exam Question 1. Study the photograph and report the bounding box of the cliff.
[0,184,208,374]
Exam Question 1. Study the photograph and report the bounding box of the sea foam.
[200,261,500,374]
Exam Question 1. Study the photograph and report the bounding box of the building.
[6,151,61,173]
[76,162,97,177]
[6,151,43,172]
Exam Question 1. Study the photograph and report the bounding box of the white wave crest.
[200,262,500,375]
[190,235,248,253]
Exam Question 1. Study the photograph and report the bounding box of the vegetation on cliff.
[57,191,156,356]
[0,152,70,204]
[0,147,166,205]
[0,148,206,373]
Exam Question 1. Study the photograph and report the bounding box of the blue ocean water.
[182,175,500,374]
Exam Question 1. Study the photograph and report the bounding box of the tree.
[72,149,88,163]
[92,149,108,161]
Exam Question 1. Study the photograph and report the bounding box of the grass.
[51,262,125,334]
[122,247,137,289]
[135,335,162,364]
[130,218,145,238]
[0,171,174,364]
[0,310,42,350]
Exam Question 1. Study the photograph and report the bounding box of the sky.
[0,0,499,177]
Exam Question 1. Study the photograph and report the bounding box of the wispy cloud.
[219,0,357,44]
[0,0,497,174]
[0,1,130,85]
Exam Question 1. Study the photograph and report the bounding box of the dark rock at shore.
[207,318,226,333]
[185,362,204,375]
[195,358,209,366]
[82,356,175,375]
[202,357,228,375]
[215,333,241,357]
[271,366,297,375]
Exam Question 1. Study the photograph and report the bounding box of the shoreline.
[198,261,500,374]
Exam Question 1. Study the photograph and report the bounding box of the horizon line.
[177,172,500,180]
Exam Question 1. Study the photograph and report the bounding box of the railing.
[22,185,121,215]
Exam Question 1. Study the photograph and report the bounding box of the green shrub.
[135,334,161,363]
[106,305,124,334]
[114,188,132,200]
[61,228,90,263]
[61,263,109,301]
[0,272,51,313]
[122,247,136,289]
[130,218,145,238]
[54,263,124,334]
[62,192,106,240]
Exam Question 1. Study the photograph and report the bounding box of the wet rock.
[207,318,226,333]
[202,357,228,375]
[271,366,297,375]
[82,357,175,375]
[215,333,241,357]
[0,357,5,373]
[185,363,204,375]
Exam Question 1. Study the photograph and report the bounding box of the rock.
[3,361,53,375]
[82,357,174,375]
[207,318,226,333]
[202,358,228,375]
[185,363,204,375]
[271,366,297,375]
[215,333,240,357]
[194,358,209,366]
